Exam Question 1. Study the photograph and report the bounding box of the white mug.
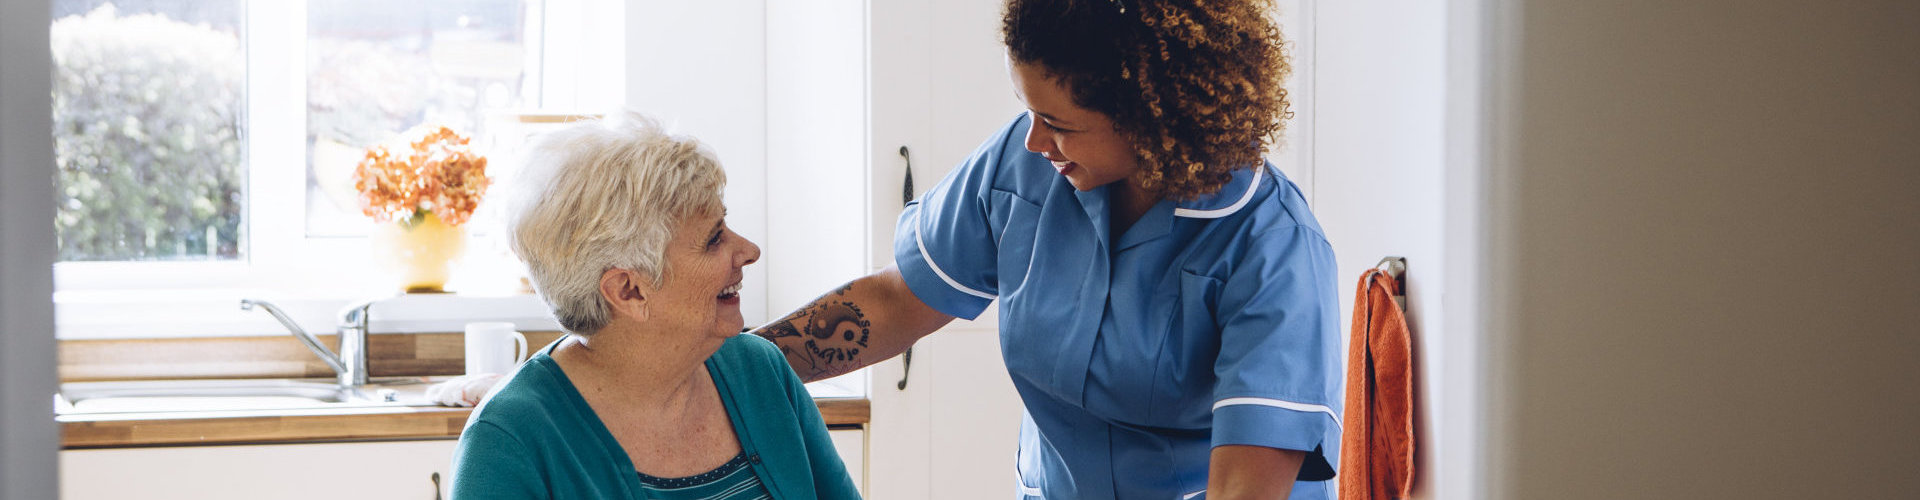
[464,322,528,376]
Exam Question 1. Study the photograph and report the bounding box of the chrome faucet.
[240,298,382,389]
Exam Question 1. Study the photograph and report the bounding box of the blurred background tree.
[50,3,244,261]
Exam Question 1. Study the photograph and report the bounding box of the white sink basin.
[66,395,345,413]
[58,378,427,415]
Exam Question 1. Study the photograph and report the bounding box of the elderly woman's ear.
[599,267,651,322]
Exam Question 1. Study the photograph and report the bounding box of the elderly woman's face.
[650,207,760,339]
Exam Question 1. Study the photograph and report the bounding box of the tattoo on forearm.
[754,281,871,378]
[761,319,802,340]
[803,302,870,344]
[777,343,817,374]
[760,321,818,373]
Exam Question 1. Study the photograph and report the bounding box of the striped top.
[636,452,772,500]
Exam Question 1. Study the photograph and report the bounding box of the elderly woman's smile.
[648,209,760,338]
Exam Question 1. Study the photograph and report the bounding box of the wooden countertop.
[60,398,869,449]
[58,331,870,449]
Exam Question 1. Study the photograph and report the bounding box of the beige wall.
[1493,1,1920,498]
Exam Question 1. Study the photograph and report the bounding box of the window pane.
[305,0,535,237]
[50,0,247,262]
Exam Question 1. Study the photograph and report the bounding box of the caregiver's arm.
[1207,445,1305,500]
[753,265,955,383]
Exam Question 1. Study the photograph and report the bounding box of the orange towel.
[1340,270,1415,500]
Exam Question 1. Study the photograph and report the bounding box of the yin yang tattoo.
[755,281,869,379]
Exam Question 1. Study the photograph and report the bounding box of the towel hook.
[1374,256,1408,311]
[1375,256,1407,280]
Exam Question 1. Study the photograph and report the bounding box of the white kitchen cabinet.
[61,440,459,500]
[62,431,866,500]
[829,428,867,497]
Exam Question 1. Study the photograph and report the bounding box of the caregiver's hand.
[753,265,955,382]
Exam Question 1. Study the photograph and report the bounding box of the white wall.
[766,0,866,328]
[539,0,626,111]
[1309,1,1464,498]
[0,0,61,498]
[625,0,770,324]
[1487,1,1920,498]
[1270,0,1316,203]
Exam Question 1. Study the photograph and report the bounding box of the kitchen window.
[51,0,247,264]
[50,0,614,338]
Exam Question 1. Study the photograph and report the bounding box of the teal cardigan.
[449,334,860,499]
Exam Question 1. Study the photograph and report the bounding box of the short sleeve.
[1209,225,1345,481]
[892,119,1026,320]
[450,421,548,499]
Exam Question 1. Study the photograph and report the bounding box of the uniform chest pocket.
[989,190,1042,292]
[1145,271,1225,427]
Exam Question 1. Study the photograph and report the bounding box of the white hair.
[506,111,726,335]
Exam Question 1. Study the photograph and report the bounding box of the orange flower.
[351,126,491,226]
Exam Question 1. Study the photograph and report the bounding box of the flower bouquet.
[353,126,491,292]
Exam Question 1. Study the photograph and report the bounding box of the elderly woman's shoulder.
[721,332,782,360]
[463,363,574,436]
[712,333,793,378]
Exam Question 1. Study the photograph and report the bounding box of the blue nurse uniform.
[894,113,1343,500]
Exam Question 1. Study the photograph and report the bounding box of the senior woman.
[450,112,859,500]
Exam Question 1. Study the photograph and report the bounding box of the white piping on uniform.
[1182,490,1206,499]
[1173,165,1264,219]
[1016,468,1044,498]
[916,218,997,300]
[1212,397,1342,428]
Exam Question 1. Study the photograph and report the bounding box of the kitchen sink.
[57,378,429,415]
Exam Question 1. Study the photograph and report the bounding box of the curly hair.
[1004,0,1291,200]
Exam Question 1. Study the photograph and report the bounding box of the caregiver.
[753,0,1340,498]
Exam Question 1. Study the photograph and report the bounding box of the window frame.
[53,0,575,339]
[50,0,870,399]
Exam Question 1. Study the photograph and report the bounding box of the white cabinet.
[829,428,867,498]
[61,440,458,500]
[63,431,866,500]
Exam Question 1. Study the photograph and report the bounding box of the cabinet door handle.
[898,145,916,391]
[432,471,445,500]
[900,145,915,206]
[897,347,914,390]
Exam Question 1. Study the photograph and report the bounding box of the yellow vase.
[375,211,467,293]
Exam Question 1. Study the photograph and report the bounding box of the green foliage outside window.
[50,5,244,261]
